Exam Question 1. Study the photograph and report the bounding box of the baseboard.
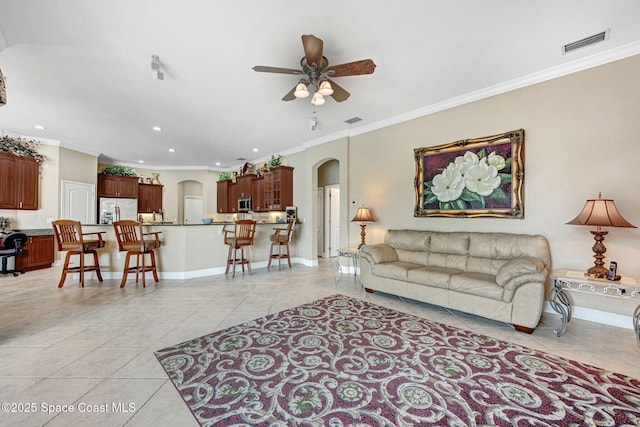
[543,302,634,330]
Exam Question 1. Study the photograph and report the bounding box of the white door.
[316,187,324,256]
[325,185,340,257]
[184,196,203,224]
[61,180,95,223]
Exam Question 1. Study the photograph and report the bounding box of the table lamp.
[566,193,636,278]
[351,207,375,249]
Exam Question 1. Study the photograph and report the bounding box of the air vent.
[236,157,247,161]
[345,117,362,124]
[562,30,609,54]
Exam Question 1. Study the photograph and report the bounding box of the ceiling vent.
[236,157,247,161]
[562,30,609,54]
[345,117,362,124]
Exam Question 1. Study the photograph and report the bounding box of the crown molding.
[349,40,640,138]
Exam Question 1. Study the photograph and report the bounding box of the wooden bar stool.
[268,220,295,269]
[113,220,162,287]
[223,219,256,277]
[52,220,106,287]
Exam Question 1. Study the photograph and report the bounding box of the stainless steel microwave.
[238,196,252,212]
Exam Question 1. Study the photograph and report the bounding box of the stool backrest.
[234,220,256,245]
[52,220,84,251]
[113,220,143,251]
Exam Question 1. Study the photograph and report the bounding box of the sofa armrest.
[496,257,546,286]
[360,244,398,264]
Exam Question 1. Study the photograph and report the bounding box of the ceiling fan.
[252,35,376,105]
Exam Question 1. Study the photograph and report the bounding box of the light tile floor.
[1,260,638,426]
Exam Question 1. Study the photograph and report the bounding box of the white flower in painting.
[431,168,464,202]
[487,152,506,171]
[452,151,480,175]
[464,162,501,196]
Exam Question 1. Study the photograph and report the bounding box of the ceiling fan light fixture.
[294,83,309,98]
[311,91,325,105]
[318,80,333,96]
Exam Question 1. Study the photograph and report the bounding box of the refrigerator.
[98,198,138,224]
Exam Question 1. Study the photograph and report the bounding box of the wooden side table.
[549,269,640,347]
[336,248,360,283]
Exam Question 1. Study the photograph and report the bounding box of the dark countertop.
[12,228,54,236]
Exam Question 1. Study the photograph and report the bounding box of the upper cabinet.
[0,152,39,210]
[264,166,293,211]
[138,183,163,213]
[216,166,294,213]
[97,174,139,198]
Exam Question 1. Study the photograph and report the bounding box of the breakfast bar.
[81,222,296,279]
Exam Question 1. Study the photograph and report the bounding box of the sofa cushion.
[430,232,469,255]
[373,262,422,281]
[396,249,428,266]
[407,266,461,289]
[362,244,398,264]
[385,230,431,251]
[495,257,546,287]
[449,272,504,301]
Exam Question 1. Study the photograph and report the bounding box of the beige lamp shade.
[566,194,636,229]
[351,207,375,223]
[0,68,6,106]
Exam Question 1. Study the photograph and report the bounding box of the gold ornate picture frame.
[414,129,524,218]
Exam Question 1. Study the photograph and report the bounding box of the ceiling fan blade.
[301,35,324,68]
[326,59,376,77]
[282,85,297,101]
[253,66,303,75]
[328,79,350,102]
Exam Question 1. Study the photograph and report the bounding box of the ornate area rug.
[155,294,640,426]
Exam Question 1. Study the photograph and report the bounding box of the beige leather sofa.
[359,230,551,333]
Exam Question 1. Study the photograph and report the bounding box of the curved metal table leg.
[548,280,572,337]
[633,304,640,348]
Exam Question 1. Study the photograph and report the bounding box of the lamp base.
[586,230,608,279]
[586,265,608,279]
[357,224,367,249]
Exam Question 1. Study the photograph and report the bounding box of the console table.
[549,269,640,347]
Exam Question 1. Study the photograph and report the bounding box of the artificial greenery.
[101,164,138,176]
[0,135,45,163]
[267,155,282,169]
[219,171,230,181]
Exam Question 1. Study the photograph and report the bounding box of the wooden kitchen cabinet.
[138,183,163,213]
[0,152,39,210]
[252,176,265,212]
[216,180,231,213]
[215,167,294,213]
[97,174,139,198]
[16,234,54,271]
[263,166,293,211]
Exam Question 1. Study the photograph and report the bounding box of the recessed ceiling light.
[33,124,46,130]
[252,148,258,152]
[138,160,144,163]
[215,162,221,166]
[152,126,162,132]
[168,148,175,153]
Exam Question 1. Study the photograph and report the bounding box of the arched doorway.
[316,159,339,258]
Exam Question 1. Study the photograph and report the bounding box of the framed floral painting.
[414,129,524,218]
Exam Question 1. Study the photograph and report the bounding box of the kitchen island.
[81,222,296,279]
